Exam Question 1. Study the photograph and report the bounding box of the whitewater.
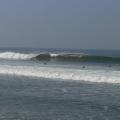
[0,65,119,84]
[0,52,37,60]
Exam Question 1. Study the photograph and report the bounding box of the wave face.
[0,52,120,63]
[0,65,120,84]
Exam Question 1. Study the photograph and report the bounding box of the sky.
[0,0,120,50]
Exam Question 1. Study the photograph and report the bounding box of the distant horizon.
[0,46,119,51]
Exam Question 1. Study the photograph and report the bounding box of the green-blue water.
[0,76,120,120]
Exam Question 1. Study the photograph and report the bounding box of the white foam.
[0,52,37,60]
[0,65,119,84]
[50,53,58,57]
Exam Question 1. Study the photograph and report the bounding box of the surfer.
[43,62,47,65]
[108,64,112,67]
[82,66,86,69]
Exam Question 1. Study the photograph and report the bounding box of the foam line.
[0,65,119,84]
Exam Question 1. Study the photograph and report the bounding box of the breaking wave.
[0,52,37,60]
[0,52,120,63]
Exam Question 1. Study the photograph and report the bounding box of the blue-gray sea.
[0,48,120,120]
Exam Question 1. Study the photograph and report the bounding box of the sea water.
[0,48,120,120]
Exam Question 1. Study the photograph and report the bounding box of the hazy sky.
[0,0,120,49]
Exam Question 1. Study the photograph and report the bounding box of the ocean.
[0,48,120,120]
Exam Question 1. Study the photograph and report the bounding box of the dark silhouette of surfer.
[108,64,112,67]
[82,66,86,69]
[43,62,47,65]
